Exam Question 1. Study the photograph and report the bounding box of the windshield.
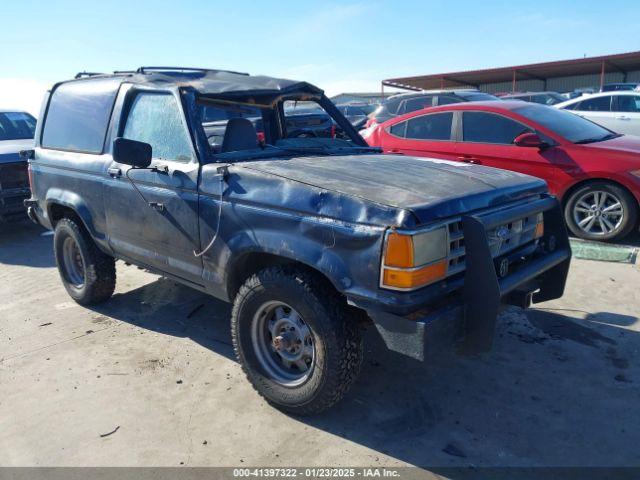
[199,97,370,160]
[514,104,615,143]
[0,112,36,141]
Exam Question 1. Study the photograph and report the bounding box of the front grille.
[445,211,543,278]
[447,221,466,276]
[0,162,29,191]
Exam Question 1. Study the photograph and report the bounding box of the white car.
[555,91,640,136]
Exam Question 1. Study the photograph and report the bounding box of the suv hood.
[0,139,33,164]
[241,154,547,225]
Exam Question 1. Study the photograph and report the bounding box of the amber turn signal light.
[384,231,414,268]
[534,222,544,239]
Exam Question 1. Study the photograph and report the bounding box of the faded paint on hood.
[240,154,547,224]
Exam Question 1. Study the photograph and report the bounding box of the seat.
[221,117,258,152]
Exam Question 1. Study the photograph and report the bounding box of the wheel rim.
[572,190,624,236]
[61,236,85,288]
[251,301,315,387]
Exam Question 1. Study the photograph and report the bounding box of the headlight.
[380,228,448,291]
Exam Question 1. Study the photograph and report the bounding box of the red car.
[363,101,640,241]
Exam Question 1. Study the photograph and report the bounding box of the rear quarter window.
[41,79,119,153]
[388,121,407,137]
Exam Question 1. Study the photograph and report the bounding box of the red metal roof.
[383,51,640,91]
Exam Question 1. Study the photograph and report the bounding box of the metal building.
[382,51,640,94]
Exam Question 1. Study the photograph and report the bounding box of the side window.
[615,95,640,113]
[436,95,463,106]
[530,95,548,105]
[42,79,119,153]
[123,93,193,163]
[388,121,407,138]
[384,97,403,115]
[405,112,453,140]
[462,112,531,144]
[576,96,612,112]
[402,96,434,114]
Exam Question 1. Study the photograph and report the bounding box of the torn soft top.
[67,68,324,104]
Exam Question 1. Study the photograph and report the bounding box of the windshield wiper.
[275,145,382,155]
[574,133,620,144]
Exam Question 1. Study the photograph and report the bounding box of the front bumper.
[23,198,44,226]
[367,197,571,360]
[0,187,30,222]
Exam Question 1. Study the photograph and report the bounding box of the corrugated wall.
[477,70,640,94]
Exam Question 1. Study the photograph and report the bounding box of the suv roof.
[60,67,323,103]
[386,89,484,100]
[501,91,559,97]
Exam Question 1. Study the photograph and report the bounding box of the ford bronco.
[25,67,571,414]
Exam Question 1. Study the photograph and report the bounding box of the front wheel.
[564,182,638,242]
[231,266,363,415]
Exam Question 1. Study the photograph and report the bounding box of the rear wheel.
[54,217,116,305]
[231,266,363,415]
[564,182,638,242]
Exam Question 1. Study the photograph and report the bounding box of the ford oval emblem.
[496,226,509,240]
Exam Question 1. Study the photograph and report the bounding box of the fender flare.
[45,188,102,241]
[221,229,356,298]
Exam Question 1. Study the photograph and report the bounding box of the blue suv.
[25,67,570,414]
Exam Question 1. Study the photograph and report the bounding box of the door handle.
[151,164,170,174]
[615,116,630,120]
[457,156,480,164]
[149,201,165,212]
[108,167,122,178]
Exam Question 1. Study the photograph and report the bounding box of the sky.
[1,0,638,115]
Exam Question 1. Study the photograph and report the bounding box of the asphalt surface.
[1,221,639,469]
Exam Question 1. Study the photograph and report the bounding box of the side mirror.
[514,132,546,148]
[113,137,152,168]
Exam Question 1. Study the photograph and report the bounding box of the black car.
[25,67,570,414]
[499,91,566,106]
[0,110,36,223]
[367,89,498,126]
[336,103,378,129]
[283,104,335,138]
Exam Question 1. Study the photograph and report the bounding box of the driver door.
[104,90,203,285]
[455,111,556,185]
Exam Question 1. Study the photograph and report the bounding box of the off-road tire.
[53,217,116,305]
[564,181,638,242]
[231,266,363,415]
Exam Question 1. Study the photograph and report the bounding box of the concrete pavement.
[1,221,639,468]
